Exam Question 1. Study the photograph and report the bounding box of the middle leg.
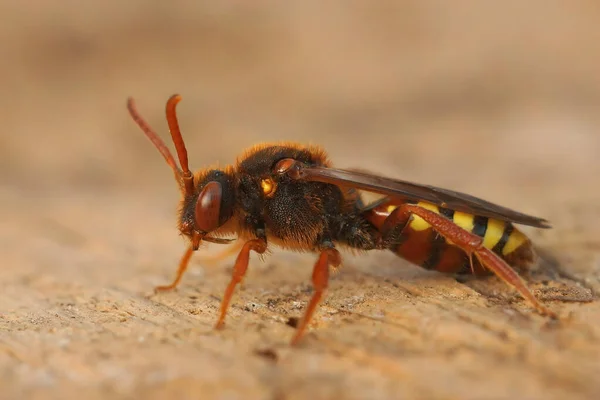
[291,245,341,345]
[215,238,267,329]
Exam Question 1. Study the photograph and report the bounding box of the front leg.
[215,224,268,329]
[154,245,194,293]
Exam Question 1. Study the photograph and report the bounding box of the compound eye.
[195,181,222,232]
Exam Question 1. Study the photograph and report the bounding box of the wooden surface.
[1,2,599,399]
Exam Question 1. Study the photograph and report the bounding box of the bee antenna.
[165,94,195,196]
[127,97,183,187]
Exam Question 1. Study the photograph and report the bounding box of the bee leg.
[386,204,557,318]
[154,245,194,293]
[291,245,341,345]
[215,238,267,329]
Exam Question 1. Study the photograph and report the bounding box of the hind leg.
[382,204,556,318]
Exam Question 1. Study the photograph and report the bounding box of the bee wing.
[296,166,551,228]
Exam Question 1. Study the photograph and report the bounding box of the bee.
[127,94,557,345]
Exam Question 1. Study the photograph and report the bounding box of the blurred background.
[1,0,599,198]
[2,2,600,398]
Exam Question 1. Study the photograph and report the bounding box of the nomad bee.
[127,94,556,345]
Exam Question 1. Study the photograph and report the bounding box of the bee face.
[179,169,237,247]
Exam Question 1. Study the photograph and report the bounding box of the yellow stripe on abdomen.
[408,202,440,231]
[452,211,474,231]
[482,219,505,249]
[406,203,475,233]
[502,228,528,255]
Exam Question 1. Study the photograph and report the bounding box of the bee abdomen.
[388,202,535,275]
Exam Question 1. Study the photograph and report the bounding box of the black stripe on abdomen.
[492,223,514,254]
[472,215,488,238]
[439,207,455,220]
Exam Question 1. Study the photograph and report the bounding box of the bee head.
[127,94,236,249]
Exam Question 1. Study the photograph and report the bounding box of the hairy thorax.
[234,143,345,251]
